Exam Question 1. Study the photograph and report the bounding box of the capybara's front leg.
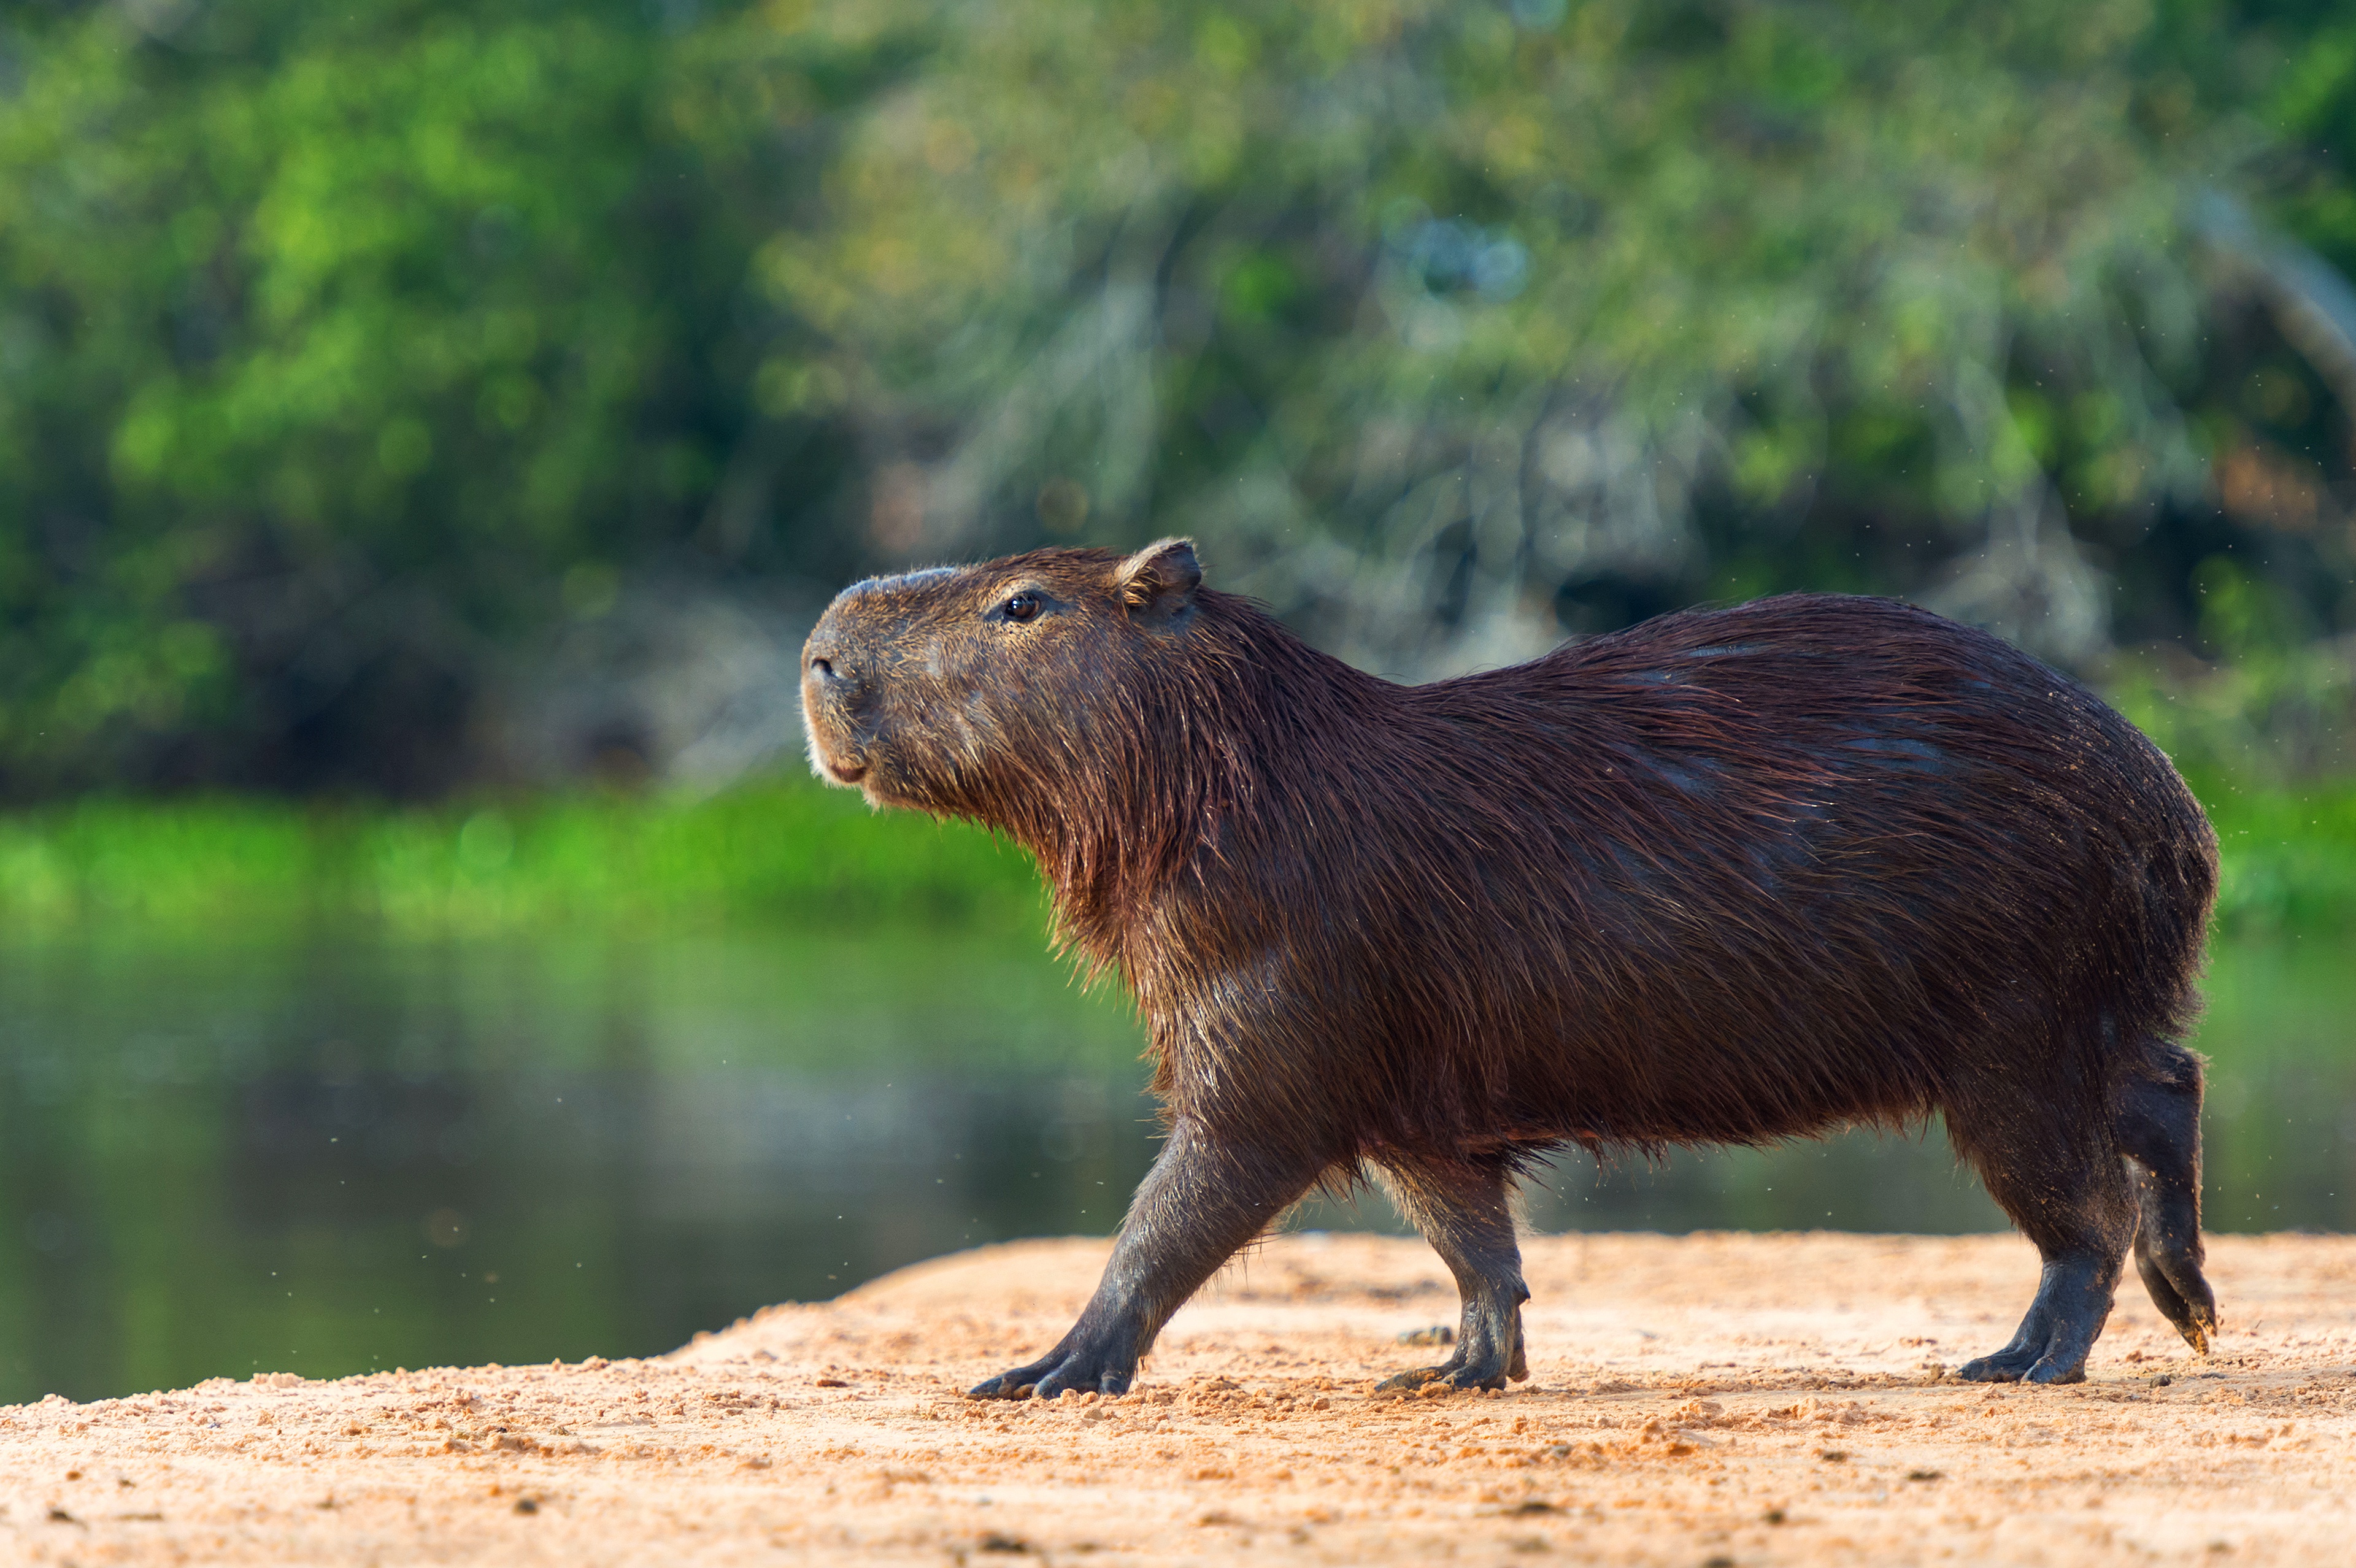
[966,1119,1326,1400]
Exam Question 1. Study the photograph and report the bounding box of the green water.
[0,928,2346,1404]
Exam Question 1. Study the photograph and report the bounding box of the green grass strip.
[0,782,1044,935]
[0,773,2348,937]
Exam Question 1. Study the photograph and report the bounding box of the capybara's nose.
[804,633,852,691]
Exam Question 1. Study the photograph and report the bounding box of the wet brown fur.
[802,540,2221,1395]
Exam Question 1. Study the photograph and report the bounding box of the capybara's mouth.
[801,694,869,787]
[809,739,868,785]
[803,720,871,788]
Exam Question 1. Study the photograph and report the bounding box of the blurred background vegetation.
[0,0,2353,805]
[6,0,2356,1401]
[0,0,2350,931]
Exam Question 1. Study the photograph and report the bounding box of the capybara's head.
[801,539,1205,823]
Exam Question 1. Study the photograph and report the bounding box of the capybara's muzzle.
[799,630,869,783]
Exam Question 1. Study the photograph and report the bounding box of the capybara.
[800,539,2219,1396]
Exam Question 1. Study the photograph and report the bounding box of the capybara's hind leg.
[967,1120,1327,1400]
[2117,1041,2218,1354]
[1947,1086,2137,1385]
[1369,1153,1530,1391]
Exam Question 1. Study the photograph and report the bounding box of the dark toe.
[1957,1353,2032,1383]
[964,1374,1039,1401]
[2137,1248,2219,1356]
[2176,1295,2220,1356]
[1033,1361,1130,1399]
[2136,1255,2204,1350]
[1380,1356,1505,1394]
[2023,1356,2087,1385]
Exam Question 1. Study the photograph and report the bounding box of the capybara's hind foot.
[1376,1331,1521,1394]
[1956,1342,2035,1384]
[2119,1044,2218,1357]
[1958,1254,2114,1385]
[2133,1246,2218,1356]
[1376,1363,1506,1394]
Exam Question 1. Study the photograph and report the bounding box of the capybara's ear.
[1116,537,1201,617]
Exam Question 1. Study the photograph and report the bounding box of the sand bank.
[2,1231,2352,1565]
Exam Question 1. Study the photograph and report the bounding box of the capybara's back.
[1158,592,2214,1162]
[802,542,2220,1396]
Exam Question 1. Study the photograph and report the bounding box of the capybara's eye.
[1003,593,1041,623]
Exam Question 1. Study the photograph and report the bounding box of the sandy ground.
[1,1232,2352,1566]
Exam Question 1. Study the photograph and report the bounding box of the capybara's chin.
[806,715,959,815]
[802,536,2222,1401]
[802,715,925,808]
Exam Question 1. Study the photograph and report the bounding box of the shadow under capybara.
[799,539,2219,1396]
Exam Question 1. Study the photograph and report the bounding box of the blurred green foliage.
[2204,776,2356,931]
[780,0,2225,663]
[768,0,2356,705]
[0,0,879,792]
[4,0,2356,792]
[2110,553,2356,778]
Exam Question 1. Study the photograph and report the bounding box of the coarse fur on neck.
[1003,588,1382,983]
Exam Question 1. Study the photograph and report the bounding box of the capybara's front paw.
[966,1347,1135,1401]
